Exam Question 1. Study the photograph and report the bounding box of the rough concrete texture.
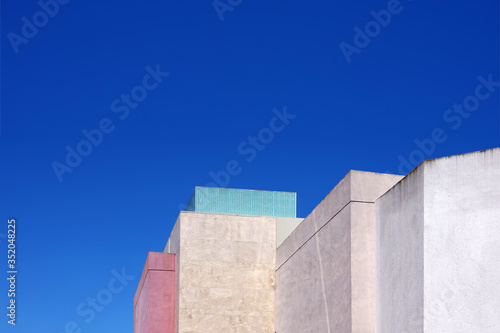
[351,201,377,333]
[376,148,500,333]
[276,204,352,332]
[165,211,276,333]
[376,167,425,333]
[134,252,176,333]
[276,170,403,333]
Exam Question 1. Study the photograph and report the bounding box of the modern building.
[134,147,500,333]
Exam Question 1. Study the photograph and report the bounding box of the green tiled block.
[186,187,296,218]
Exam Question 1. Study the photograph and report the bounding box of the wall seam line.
[276,200,373,271]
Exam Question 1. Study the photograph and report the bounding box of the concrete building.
[134,148,500,333]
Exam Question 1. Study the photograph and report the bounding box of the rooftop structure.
[186,186,297,218]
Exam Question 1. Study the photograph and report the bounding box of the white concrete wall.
[423,149,500,332]
[376,148,500,333]
[276,171,403,333]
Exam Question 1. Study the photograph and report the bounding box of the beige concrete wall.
[166,211,276,333]
[276,171,403,333]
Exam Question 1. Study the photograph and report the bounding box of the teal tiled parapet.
[186,186,296,218]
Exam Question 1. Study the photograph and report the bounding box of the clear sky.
[1,0,499,332]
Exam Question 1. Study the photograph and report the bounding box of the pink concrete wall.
[134,252,176,333]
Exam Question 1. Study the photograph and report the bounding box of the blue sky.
[1,0,499,331]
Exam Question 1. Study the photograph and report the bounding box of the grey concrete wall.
[376,148,500,333]
[276,171,403,333]
[375,167,424,333]
[351,201,377,332]
[276,203,352,332]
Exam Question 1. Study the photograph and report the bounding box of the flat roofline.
[194,185,297,195]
